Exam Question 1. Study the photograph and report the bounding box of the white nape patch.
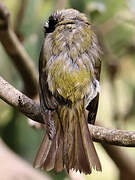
[85,79,100,108]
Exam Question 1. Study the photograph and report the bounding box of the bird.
[33,8,102,174]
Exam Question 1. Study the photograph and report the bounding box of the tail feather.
[54,133,63,172]
[34,101,101,174]
[68,115,76,169]
[74,116,91,173]
[79,108,101,171]
[33,133,52,168]
[43,134,57,171]
[34,113,64,172]
[54,116,64,172]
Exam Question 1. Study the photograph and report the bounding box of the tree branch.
[90,125,135,147]
[0,2,38,98]
[0,76,42,123]
[0,76,135,147]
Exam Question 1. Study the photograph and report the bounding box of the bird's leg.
[42,110,56,139]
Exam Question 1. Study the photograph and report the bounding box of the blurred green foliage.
[1,0,135,180]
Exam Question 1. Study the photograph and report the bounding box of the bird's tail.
[33,101,101,174]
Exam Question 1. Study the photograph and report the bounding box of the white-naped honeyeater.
[34,9,102,174]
